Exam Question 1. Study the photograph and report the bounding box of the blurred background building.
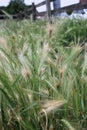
[53,0,61,15]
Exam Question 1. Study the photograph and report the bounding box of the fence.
[36,0,87,18]
[0,0,87,20]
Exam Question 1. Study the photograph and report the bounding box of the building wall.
[80,0,87,3]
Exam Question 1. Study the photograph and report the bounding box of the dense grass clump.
[0,18,87,130]
[53,18,87,46]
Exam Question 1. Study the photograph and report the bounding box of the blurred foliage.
[0,0,31,15]
[53,18,87,46]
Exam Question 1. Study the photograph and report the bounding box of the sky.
[0,0,79,12]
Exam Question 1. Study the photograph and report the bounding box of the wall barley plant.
[0,18,87,130]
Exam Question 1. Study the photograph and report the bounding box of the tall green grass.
[0,18,87,130]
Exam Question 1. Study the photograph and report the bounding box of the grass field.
[0,18,87,130]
